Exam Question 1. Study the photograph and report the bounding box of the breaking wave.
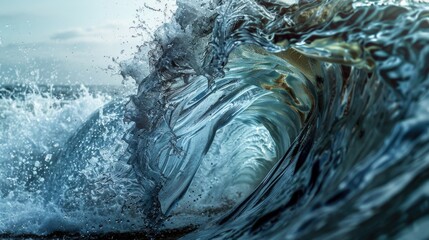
[2,0,429,239]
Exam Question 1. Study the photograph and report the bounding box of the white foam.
[0,85,112,235]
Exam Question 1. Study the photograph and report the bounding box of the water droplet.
[45,154,52,162]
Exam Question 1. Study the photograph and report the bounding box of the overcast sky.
[0,0,175,85]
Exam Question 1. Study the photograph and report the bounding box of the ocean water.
[2,0,429,239]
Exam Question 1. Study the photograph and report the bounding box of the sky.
[0,0,175,85]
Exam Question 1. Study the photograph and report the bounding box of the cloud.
[51,30,82,40]
[50,23,129,43]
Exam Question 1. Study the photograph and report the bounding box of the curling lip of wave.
[121,0,429,238]
[1,0,429,238]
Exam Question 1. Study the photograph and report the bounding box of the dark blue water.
[1,0,429,239]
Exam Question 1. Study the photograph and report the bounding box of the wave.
[120,0,429,238]
[2,0,429,239]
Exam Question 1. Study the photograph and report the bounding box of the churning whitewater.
[1,0,429,239]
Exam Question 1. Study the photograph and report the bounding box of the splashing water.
[2,0,429,239]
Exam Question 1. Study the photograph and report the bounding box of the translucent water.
[2,0,429,239]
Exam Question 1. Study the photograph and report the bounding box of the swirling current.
[1,0,429,239]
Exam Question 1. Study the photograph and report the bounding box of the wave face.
[2,0,429,239]
[120,0,429,238]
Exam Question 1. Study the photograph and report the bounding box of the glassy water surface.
[1,0,429,239]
